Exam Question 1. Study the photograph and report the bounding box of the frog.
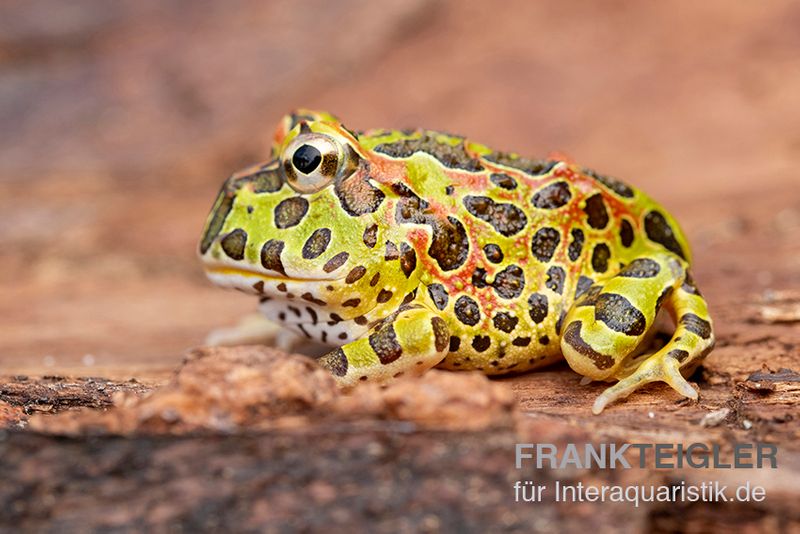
[198,110,715,414]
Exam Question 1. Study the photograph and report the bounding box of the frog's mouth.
[205,265,326,284]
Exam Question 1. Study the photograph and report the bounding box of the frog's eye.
[282,133,344,193]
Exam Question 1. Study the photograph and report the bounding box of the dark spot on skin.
[531,181,572,209]
[200,188,234,254]
[321,331,327,343]
[370,272,381,287]
[220,229,247,260]
[463,196,527,237]
[568,228,584,262]
[342,298,360,308]
[399,243,417,278]
[490,172,517,190]
[338,332,348,340]
[667,349,690,362]
[483,244,503,264]
[681,271,702,296]
[318,348,348,377]
[334,158,385,216]
[594,293,647,336]
[449,336,461,352]
[427,284,449,310]
[583,194,609,229]
[362,224,378,248]
[242,166,284,193]
[493,265,525,299]
[484,152,558,176]
[377,289,393,303]
[369,323,403,365]
[563,321,615,370]
[539,335,550,345]
[591,244,611,273]
[277,283,287,292]
[354,315,368,325]
[512,337,531,347]
[528,293,548,323]
[288,306,301,317]
[375,134,484,171]
[530,227,561,262]
[278,312,286,321]
[305,307,318,325]
[431,317,449,352]
[472,267,489,288]
[393,183,428,224]
[492,312,518,333]
[297,120,313,135]
[323,251,349,273]
[301,292,326,306]
[454,295,481,326]
[575,276,594,299]
[329,313,344,324]
[545,266,566,294]
[644,210,686,259]
[680,313,712,339]
[472,336,491,352]
[253,281,264,293]
[619,258,661,278]
[583,168,635,198]
[620,219,634,247]
[392,184,470,271]
[259,296,271,303]
[428,216,469,271]
[260,239,286,275]
[302,228,331,259]
[402,290,417,306]
[247,205,253,214]
[555,310,566,335]
[445,185,455,195]
[344,267,366,285]
[385,241,400,260]
[274,197,309,229]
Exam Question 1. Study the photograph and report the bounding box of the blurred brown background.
[1,0,799,376]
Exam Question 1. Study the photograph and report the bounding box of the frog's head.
[199,110,418,323]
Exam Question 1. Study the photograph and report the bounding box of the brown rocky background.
[1,0,798,531]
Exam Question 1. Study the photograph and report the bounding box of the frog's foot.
[561,252,715,414]
[317,304,449,386]
[205,313,305,351]
[591,347,698,414]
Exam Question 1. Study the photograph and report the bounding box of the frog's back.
[356,127,692,373]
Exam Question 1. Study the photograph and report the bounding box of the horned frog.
[199,110,714,413]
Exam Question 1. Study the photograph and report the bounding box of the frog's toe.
[592,354,697,414]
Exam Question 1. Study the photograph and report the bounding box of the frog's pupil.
[293,145,322,174]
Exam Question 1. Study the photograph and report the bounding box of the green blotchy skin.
[199,110,715,413]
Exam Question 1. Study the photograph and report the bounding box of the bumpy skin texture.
[199,110,715,413]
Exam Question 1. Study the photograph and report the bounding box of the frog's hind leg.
[560,253,714,414]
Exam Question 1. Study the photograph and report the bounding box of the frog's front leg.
[317,305,450,386]
[561,252,715,414]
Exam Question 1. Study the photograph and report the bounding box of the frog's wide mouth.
[204,264,335,284]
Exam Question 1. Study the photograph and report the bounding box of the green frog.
[199,110,714,413]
